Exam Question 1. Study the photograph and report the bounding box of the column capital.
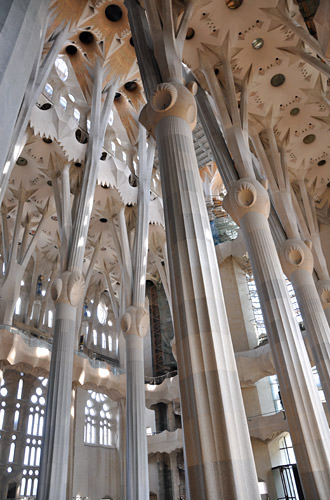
[121,305,149,338]
[279,238,314,278]
[317,279,330,310]
[51,270,85,306]
[223,178,270,224]
[139,81,198,137]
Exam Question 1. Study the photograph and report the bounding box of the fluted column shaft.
[224,178,330,499]
[124,333,148,500]
[0,0,50,174]
[291,270,330,407]
[280,239,330,410]
[140,81,260,500]
[37,301,76,500]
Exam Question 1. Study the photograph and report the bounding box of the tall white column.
[224,178,330,500]
[37,273,83,500]
[140,82,260,500]
[37,67,117,500]
[121,312,149,500]
[279,239,330,410]
[0,0,50,173]
[120,127,155,500]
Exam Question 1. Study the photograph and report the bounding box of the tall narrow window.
[20,377,48,496]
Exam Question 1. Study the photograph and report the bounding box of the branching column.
[120,127,155,500]
[37,65,117,500]
[251,129,330,411]
[132,1,260,497]
[140,84,259,499]
[224,178,330,499]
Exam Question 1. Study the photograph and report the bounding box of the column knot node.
[139,81,197,136]
[121,305,149,338]
[279,238,314,278]
[51,270,85,306]
[223,177,270,223]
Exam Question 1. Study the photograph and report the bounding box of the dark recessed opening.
[129,174,138,187]
[317,159,326,166]
[271,74,285,87]
[75,162,82,167]
[290,107,300,116]
[124,81,137,92]
[40,103,52,111]
[129,37,134,47]
[16,157,27,166]
[303,134,316,145]
[66,45,77,56]
[75,129,88,144]
[226,0,243,8]
[186,27,195,40]
[99,217,108,223]
[105,5,123,22]
[101,184,109,189]
[327,182,330,188]
[47,180,52,186]
[115,92,121,101]
[214,68,219,75]
[100,152,107,160]
[43,137,52,144]
[79,31,94,45]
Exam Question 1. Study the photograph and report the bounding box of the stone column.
[279,239,330,410]
[0,0,50,173]
[224,178,330,499]
[140,82,260,500]
[169,452,180,500]
[121,307,149,500]
[37,68,117,500]
[37,271,84,500]
[167,402,176,432]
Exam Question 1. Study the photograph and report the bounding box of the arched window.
[45,83,53,96]
[101,332,107,350]
[20,377,47,496]
[93,329,98,346]
[84,390,116,447]
[109,109,114,126]
[15,297,21,315]
[55,57,68,81]
[74,108,80,122]
[48,310,53,328]
[97,302,108,325]
[59,96,67,110]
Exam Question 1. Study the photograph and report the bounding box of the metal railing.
[145,370,178,385]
